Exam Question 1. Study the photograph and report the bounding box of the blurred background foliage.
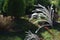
[0,0,35,17]
[0,0,59,16]
[0,0,60,16]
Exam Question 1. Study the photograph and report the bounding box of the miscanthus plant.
[24,30,40,40]
[30,4,54,26]
[24,4,54,40]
